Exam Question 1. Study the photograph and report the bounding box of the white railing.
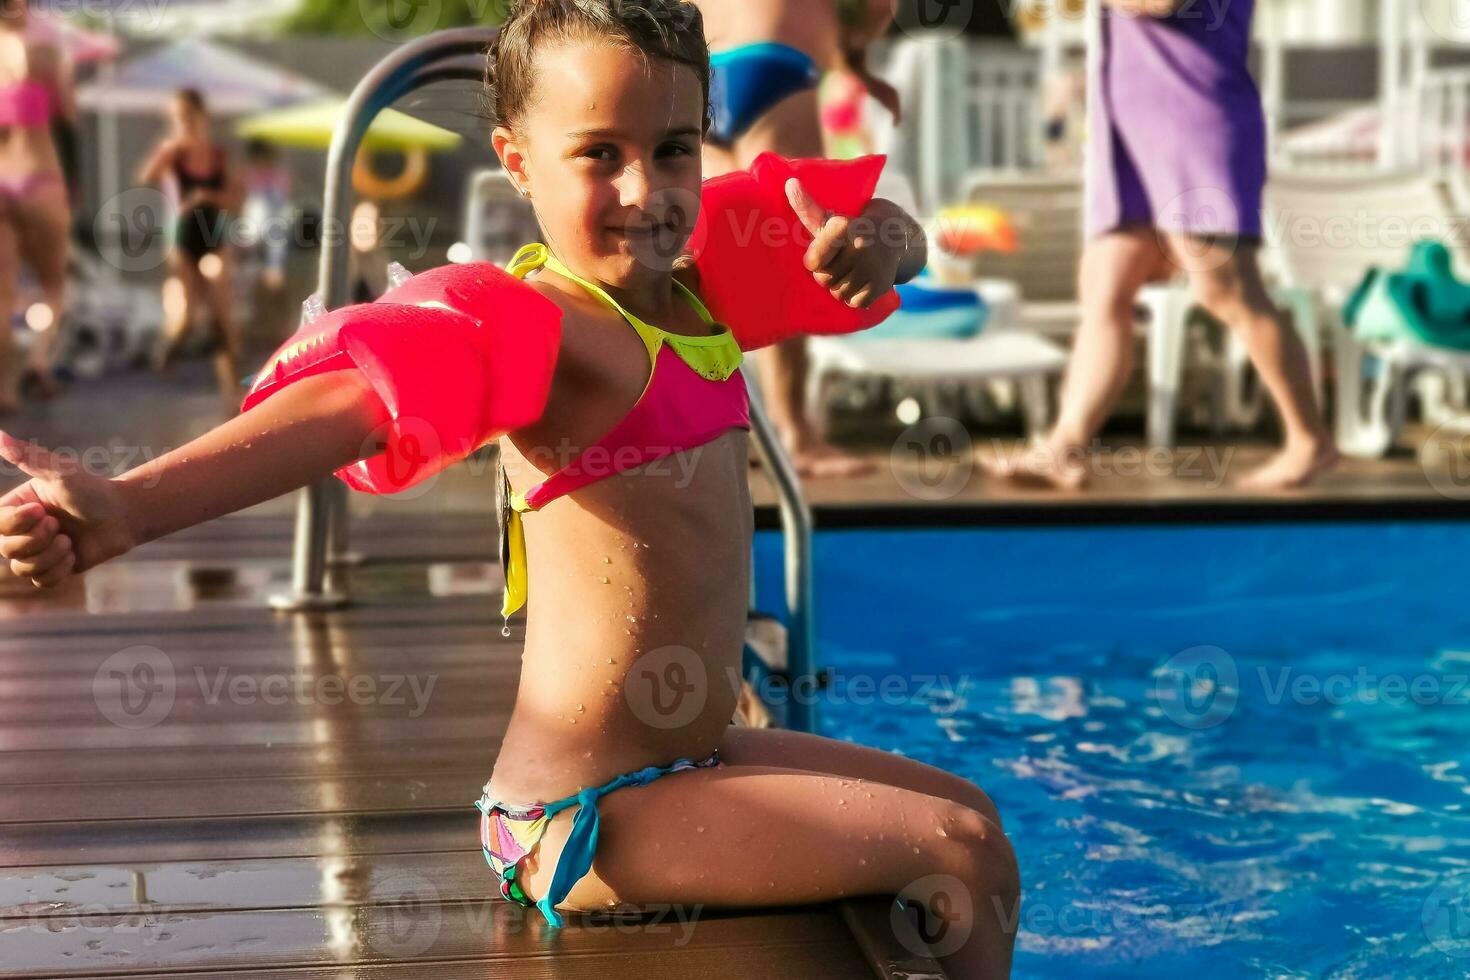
[1416,68,1470,187]
[877,38,1047,211]
[1274,68,1470,189]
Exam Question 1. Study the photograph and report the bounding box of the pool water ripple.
[756,524,1470,978]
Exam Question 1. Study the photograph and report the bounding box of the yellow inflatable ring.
[352,145,429,201]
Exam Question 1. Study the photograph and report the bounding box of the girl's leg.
[202,248,242,403]
[985,227,1168,489]
[719,724,1002,829]
[1165,235,1338,489]
[518,764,1020,980]
[13,178,70,395]
[0,210,18,412]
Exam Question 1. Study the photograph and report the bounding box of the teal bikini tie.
[533,758,699,927]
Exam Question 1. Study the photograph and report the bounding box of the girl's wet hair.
[486,0,711,136]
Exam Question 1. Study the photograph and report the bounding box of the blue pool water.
[754,523,1470,979]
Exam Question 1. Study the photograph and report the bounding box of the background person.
[137,88,244,403]
[0,0,76,412]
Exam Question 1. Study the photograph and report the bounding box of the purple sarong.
[1086,0,1267,240]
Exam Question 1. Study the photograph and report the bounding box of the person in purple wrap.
[990,0,1338,490]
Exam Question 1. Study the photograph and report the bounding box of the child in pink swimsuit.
[0,2,1019,976]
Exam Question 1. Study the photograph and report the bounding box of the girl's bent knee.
[938,804,1019,895]
[961,786,1004,833]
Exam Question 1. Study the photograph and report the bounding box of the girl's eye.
[660,142,694,158]
[584,147,617,163]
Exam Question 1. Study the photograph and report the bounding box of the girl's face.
[493,37,705,288]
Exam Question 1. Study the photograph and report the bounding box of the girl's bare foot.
[979,440,1090,490]
[1238,437,1340,491]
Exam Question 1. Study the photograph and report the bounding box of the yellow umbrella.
[235,97,463,153]
[237,98,464,200]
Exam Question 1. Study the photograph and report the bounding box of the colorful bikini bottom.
[475,749,725,927]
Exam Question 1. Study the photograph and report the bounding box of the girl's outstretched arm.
[0,371,391,586]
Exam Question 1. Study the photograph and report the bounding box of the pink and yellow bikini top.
[499,243,751,619]
[0,81,52,128]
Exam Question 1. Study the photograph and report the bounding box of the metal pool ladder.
[271,28,822,734]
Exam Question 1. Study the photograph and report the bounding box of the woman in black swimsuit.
[137,88,242,402]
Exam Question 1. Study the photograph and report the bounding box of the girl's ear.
[492,126,531,198]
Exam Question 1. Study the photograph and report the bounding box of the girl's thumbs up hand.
[786,177,921,310]
[0,431,138,588]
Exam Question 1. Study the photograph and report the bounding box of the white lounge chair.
[803,172,1069,438]
[1265,170,1470,457]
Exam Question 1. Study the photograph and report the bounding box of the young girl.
[0,1,1018,975]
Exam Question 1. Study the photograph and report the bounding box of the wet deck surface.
[0,534,944,978]
[0,364,957,978]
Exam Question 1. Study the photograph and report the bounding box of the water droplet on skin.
[599,577,609,584]
[607,657,616,664]
[501,625,511,638]
[569,718,577,724]
[696,825,705,833]
[624,628,633,635]
[625,615,638,623]
[937,828,948,837]
[912,847,920,854]
[602,556,612,564]
[576,704,584,712]
[858,858,867,866]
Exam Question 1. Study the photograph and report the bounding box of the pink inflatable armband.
[242,262,562,495]
[690,152,902,351]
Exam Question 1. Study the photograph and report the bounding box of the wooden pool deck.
[0,511,946,979]
[1,362,1466,977]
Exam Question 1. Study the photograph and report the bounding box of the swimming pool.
[755,522,1470,978]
